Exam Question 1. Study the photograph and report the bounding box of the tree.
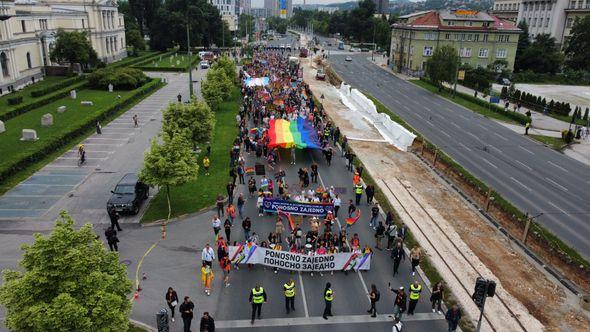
[139,132,199,219]
[517,34,562,74]
[514,21,530,72]
[128,0,161,37]
[426,45,459,90]
[584,107,589,122]
[126,28,146,55]
[50,29,98,68]
[564,16,590,71]
[202,67,232,110]
[238,14,255,38]
[0,212,132,331]
[212,55,237,81]
[162,100,216,150]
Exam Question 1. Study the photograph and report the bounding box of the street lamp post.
[186,6,207,99]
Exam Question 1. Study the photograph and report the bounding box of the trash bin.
[156,308,169,332]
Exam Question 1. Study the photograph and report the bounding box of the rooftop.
[394,10,520,32]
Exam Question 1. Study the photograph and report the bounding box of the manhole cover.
[120,259,132,266]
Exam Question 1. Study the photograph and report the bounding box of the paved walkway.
[0,71,203,225]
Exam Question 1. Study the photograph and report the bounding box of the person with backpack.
[367,284,380,317]
[104,226,119,252]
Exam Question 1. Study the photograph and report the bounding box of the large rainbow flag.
[267,118,321,149]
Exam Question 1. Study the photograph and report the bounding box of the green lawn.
[411,80,522,125]
[141,87,241,222]
[135,53,198,70]
[530,134,567,151]
[0,76,71,114]
[108,51,160,67]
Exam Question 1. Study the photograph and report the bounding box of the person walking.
[409,246,422,276]
[348,200,356,218]
[237,193,245,219]
[224,218,232,243]
[202,243,215,267]
[201,262,214,296]
[133,114,139,127]
[354,183,363,206]
[322,282,334,319]
[275,218,285,244]
[386,222,398,250]
[220,254,231,287]
[199,312,215,332]
[310,162,319,183]
[104,227,119,252]
[333,194,341,217]
[179,296,195,332]
[374,221,385,250]
[203,156,211,175]
[212,215,221,240]
[370,202,379,229]
[525,121,531,135]
[445,305,462,332]
[237,165,245,184]
[430,282,444,314]
[242,217,252,240]
[365,185,375,205]
[249,284,267,324]
[165,287,179,322]
[284,278,296,314]
[108,207,122,231]
[227,204,236,224]
[226,182,235,204]
[408,281,422,315]
[216,195,225,217]
[96,121,102,134]
[391,241,405,276]
[367,284,380,317]
[389,284,407,321]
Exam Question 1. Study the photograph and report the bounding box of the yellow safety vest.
[409,284,422,300]
[325,289,334,301]
[284,282,295,297]
[252,287,264,304]
[354,185,363,194]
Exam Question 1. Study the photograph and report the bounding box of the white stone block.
[21,129,38,141]
[0,120,5,133]
[70,90,77,99]
[81,101,93,106]
[41,113,53,127]
[57,106,67,113]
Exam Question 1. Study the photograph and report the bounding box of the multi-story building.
[492,0,521,22]
[373,0,389,14]
[517,0,569,41]
[263,0,292,18]
[564,0,590,44]
[210,0,239,31]
[0,0,126,95]
[390,9,521,76]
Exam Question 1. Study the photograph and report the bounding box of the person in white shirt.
[257,195,264,216]
[202,244,215,267]
[212,216,221,239]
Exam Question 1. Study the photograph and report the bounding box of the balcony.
[566,3,590,11]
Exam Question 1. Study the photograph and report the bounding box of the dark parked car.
[107,173,149,215]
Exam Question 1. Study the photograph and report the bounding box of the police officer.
[323,282,334,319]
[354,183,363,206]
[249,284,267,324]
[408,280,422,315]
[284,279,296,314]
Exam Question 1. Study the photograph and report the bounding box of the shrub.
[88,67,148,90]
[7,96,23,105]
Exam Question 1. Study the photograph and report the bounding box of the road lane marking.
[459,142,472,151]
[424,106,432,112]
[402,105,411,111]
[547,160,567,172]
[298,272,310,318]
[545,177,569,192]
[450,122,461,129]
[493,132,509,141]
[548,201,568,215]
[481,157,498,169]
[467,132,483,142]
[488,145,502,154]
[510,177,531,191]
[459,114,469,120]
[515,160,532,171]
[518,145,534,155]
[415,113,424,120]
[440,130,452,138]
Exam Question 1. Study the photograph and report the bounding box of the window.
[541,3,545,10]
[566,17,574,28]
[498,34,510,42]
[39,19,48,30]
[546,17,550,27]
[483,34,488,42]
[460,47,472,57]
[21,20,26,32]
[410,46,414,55]
[26,52,32,68]
[445,33,451,39]
[539,18,544,27]
[0,52,9,77]
[82,19,85,28]
[422,46,432,56]
[474,34,480,42]
[533,18,537,27]
[467,34,473,41]
[570,0,576,8]
[448,20,455,26]
[496,48,507,58]
[478,48,489,58]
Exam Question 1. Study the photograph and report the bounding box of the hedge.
[0,81,88,122]
[7,96,23,105]
[133,54,201,72]
[0,79,163,183]
[30,75,86,98]
[88,67,149,90]
[108,51,170,69]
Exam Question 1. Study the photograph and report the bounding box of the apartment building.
[0,0,126,94]
[492,0,521,22]
[209,0,239,31]
[390,9,521,76]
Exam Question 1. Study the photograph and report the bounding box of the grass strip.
[141,87,241,222]
[529,135,567,151]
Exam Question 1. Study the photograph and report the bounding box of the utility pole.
[187,15,193,98]
[372,21,376,61]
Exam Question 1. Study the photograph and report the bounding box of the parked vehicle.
[200,61,210,69]
[345,56,352,62]
[107,173,149,215]
[338,41,345,50]
[316,68,326,80]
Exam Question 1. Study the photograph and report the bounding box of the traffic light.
[472,277,487,309]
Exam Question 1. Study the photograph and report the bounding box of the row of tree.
[502,86,589,120]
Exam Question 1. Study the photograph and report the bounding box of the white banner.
[228,245,372,272]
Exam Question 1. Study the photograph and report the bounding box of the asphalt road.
[329,54,590,260]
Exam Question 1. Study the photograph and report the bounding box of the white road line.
[515,160,532,171]
[450,122,461,129]
[518,145,534,155]
[402,105,411,111]
[424,106,432,112]
[547,160,567,172]
[440,130,452,138]
[489,145,502,154]
[545,177,569,192]
[415,113,424,120]
[510,177,531,191]
[459,114,469,120]
[480,157,498,169]
[297,272,310,318]
[493,132,509,141]
[467,132,483,142]
[548,201,568,215]
[459,142,472,151]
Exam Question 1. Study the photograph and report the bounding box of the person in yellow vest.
[203,156,211,175]
[249,284,267,324]
[354,183,363,205]
[322,282,334,319]
[284,278,296,314]
[525,122,531,135]
[408,280,422,315]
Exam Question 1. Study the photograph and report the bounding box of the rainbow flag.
[346,210,361,226]
[267,118,321,149]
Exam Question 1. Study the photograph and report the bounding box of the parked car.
[498,78,511,86]
[316,68,326,80]
[360,48,370,52]
[107,173,149,215]
[200,61,210,69]
[345,56,352,62]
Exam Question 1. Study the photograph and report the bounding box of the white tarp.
[338,83,416,151]
[228,245,372,272]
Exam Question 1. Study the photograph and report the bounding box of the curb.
[130,318,157,332]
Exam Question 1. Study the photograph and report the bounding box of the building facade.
[263,0,292,18]
[390,10,521,76]
[0,0,126,94]
[373,0,389,14]
[492,0,521,22]
[209,0,239,31]
[564,0,590,44]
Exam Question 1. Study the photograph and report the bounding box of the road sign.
[457,70,465,81]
